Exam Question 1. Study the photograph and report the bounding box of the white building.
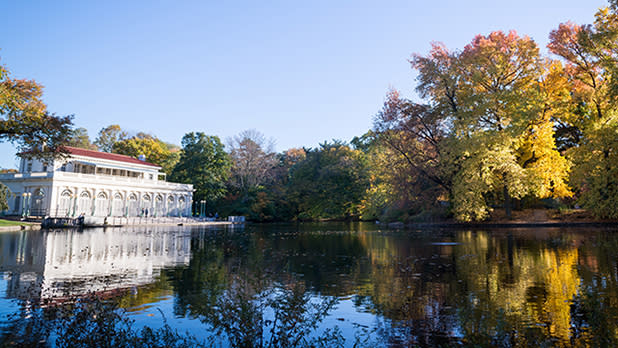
[0,146,193,218]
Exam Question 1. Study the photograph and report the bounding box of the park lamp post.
[200,200,206,217]
[21,193,27,218]
[21,192,32,218]
[25,192,31,217]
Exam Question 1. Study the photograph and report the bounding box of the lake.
[1,222,617,347]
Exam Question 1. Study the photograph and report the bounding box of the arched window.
[59,190,72,216]
[32,188,46,216]
[155,195,163,217]
[78,191,91,216]
[141,194,151,216]
[178,196,186,217]
[112,193,124,216]
[128,193,138,217]
[95,192,109,216]
[167,196,175,216]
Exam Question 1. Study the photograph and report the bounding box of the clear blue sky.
[0,0,607,169]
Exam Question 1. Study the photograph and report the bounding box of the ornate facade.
[0,147,193,218]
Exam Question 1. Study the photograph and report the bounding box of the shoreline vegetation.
[0,218,30,226]
[0,218,40,232]
[3,208,618,231]
[0,218,38,227]
[303,208,618,228]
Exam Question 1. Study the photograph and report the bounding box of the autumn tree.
[452,32,545,220]
[94,124,128,152]
[370,91,451,221]
[227,129,277,194]
[216,130,289,221]
[0,60,73,159]
[170,132,231,212]
[216,146,307,222]
[0,183,10,212]
[112,133,179,175]
[408,31,572,221]
[549,5,618,218]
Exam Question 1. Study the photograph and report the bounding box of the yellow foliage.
[517,117,572,199]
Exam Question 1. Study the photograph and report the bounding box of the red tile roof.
[64,146,161,168]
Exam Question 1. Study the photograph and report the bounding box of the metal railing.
[0,171,192,190]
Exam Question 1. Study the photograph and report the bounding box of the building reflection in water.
[0,227,192,300]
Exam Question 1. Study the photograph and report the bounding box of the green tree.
[112,133,179,175]
[288,141,368,220]
[67,127,97,150]
[217,147,305,222]
[94,124,128,152]
[170,132,231,212]
[0,60,73,159]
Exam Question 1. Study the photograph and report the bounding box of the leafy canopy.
[288,141,368,220]
[170,132,231,206]
[94,124,128,153]
[548,5,618,218]
[0,60,73,159]
[398,30,573,221]
[112,133,179,175]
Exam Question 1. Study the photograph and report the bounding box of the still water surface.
[1,222,617,346]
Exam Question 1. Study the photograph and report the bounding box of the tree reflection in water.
[168,228,350,347]
[352,228,618,346]
[164,225,618,346]
[1,224,618,347]
[0,279,346,348]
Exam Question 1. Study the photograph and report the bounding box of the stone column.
[91,188,97,216]
[175,195,179,217]
[72,186,79,217]
[55,187,62,217]
[124,190,129,217]
[151,191,156,218]
[163,193,168,216]
[44,185,52,216]
[137,192,143,217]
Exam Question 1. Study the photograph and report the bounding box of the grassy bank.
[0,219,30,227]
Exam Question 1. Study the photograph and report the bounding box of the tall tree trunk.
[503,185,512,219]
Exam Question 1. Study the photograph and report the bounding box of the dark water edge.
[1,222,617,347]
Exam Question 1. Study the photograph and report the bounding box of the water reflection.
[163,224,618,346]
[0,227,191,300]
[351,228,617,346]
[1,223,617,346]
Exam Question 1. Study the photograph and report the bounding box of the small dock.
[42,217,82,228]
[42,216,245,228]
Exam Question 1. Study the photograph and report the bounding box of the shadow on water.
[0,223,618,347]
